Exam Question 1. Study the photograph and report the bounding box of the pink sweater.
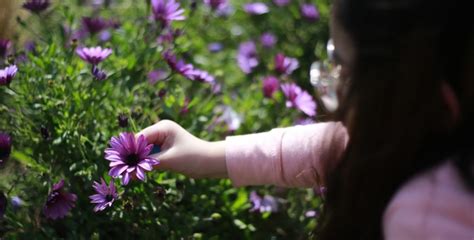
[225,122,474,239]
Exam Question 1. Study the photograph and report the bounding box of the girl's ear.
[441,81,461,125]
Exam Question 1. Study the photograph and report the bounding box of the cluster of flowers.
[1,0,322,220]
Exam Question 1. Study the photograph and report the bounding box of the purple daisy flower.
[262,76,279,98]
[0,39,11,58]
[260,32,277,48]
[105,133,159,185]
[89,178,118,212]
[0,132,12,165]
[22,0,50,13]
[190,69,215,83]
[81,17,110,35]
[43,180,77,220]
[274,53,299,75]
[216,105,242,131]
[0,192,6,219]
[243,3,269,15]
[300,3,320,22]
[162,50,195,79]
[249,191,278,213]
[203,0,227,10]
[151,0,186,27]
[281,83,317,116]
[76,46,112,65]
[273,0,290,7]
[0,65,18,87]
[148,69,168,84]
[237,41,258,74]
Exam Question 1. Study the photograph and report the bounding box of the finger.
[149,148,173,170]
[136,121,170,146]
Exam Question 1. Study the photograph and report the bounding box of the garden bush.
[0,0,331,238]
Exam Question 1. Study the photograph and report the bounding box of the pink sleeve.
[225,122,348,188]
[383,162,474,240]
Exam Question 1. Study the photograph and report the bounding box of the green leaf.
[11,150,48,173]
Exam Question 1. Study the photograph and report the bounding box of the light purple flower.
[208,42,223,53]
[249,191,278,213]
[148,69,168,84]
[300,3,319,22]
[305,210,318,218]
[244,3,269,15]
[0,65,18,86]
[76,46,112,65]
[216,105,242,131]
[11,196,23,209]
[260,32,277,48]
[151,0,186,27]
[203,0,227,10]
[0,132,12,165]
[237,41,258,74]
[281,83,317,116]
[190,69,215,83]
[43,180,77,220]
[89,178,118,212]
[0,39,11,58]
[162,50,195,79]
[262,76,279,98]
[274,53,299,75]
[22,0,50,13]
[105,133,159,185]
[273,0,290,7]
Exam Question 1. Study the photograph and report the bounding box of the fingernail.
[150,145,161,155]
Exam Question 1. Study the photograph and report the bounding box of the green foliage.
[1,0,329,238]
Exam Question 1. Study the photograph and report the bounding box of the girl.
[138,0,474,239]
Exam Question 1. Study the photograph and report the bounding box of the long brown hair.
[316,0,474,239]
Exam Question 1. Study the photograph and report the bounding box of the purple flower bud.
[22,0,50,13]
[262,76,279,98]
[92,66,107,81]
[117,113,129,128]
[0,39,11,58]
[260,32,277,48]
[300,3,320,22]
[0,132,12,166]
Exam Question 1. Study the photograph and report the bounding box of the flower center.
[125,153,140,166]
[105,194,114,202]
[46,191,60,205]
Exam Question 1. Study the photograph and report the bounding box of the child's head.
[317,0,474,239]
